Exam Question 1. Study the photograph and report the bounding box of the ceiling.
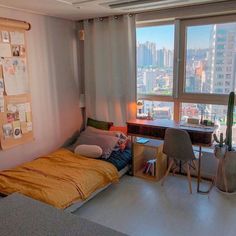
[0,0,230,21]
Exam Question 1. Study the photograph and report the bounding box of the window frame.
[178,14,236,106]
[136,20,176,99]
[136,14,236,122]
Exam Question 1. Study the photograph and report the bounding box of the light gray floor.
[74,175,236,236]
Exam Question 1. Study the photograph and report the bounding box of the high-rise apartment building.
[137,41,157,66]
[209,23,236,94]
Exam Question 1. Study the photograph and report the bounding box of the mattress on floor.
[64,165,130,212]
[0,148,119,209]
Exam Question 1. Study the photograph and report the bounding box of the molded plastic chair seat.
[161,128,198,194]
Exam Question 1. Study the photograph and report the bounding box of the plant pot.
[216,150,236,193]
[214,145,227,159]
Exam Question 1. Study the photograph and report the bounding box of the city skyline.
[136,22,236,124]
[136,24,218,50]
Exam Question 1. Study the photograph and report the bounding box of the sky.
[136,24,212,50]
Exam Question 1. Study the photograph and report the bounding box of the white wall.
[0,8,82,170]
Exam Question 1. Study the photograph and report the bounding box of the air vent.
[101,0,221,11]
[108,0,165,9]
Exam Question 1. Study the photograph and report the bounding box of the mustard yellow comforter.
[0,148,119,209]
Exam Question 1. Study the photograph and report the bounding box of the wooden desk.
[127,119,217,193]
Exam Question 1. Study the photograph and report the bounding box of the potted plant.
[214,91,236,193]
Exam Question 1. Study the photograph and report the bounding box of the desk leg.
[197,146,202,192]
[197,146,214,194]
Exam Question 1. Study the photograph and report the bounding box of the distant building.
[137,41,157,67]
[208,23,236,116]
[143,69,158,93]
[209,23,236,94]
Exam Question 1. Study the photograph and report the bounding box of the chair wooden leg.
[186,163,192,194]
[161,159,174,186]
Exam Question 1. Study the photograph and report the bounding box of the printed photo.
[13,121,22,139]
[0,95,4,113]
[19,45,26,57]
[6,111,19,122]
[0,65,2,78]
[14,127,21,139]
[0,78,4,92]
[2,31,10,43]
[12,45,20,57]
[2,123,13,138]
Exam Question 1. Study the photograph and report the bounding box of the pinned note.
[0,43,11,57]
[10,31,25,45]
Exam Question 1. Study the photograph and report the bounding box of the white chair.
[161,128,198,194]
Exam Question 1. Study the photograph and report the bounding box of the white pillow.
[74,144,103,158]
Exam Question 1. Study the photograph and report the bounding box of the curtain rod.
[0,17,31,31]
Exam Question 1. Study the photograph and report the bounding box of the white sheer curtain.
[84,15,136,126]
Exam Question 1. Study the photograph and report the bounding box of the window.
[141,101,174,120]
[136,25,174,96]
[217,74,224,79]
[184,21,236,95]
[136,15,236,144]
[181,103,236,145]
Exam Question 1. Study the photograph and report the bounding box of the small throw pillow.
[74,145,103,158]
[85,126,129,152]
[109,126,128,135]
[87,117,113,130]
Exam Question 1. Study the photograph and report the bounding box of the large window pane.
[185,22,236,94]
[136,25,174,95]
[181,103,236,145]
[137,100,174,120]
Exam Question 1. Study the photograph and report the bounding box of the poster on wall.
[2,58,29,95]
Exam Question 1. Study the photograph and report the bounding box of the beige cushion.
[74,145,103,158]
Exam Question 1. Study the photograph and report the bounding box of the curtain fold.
[84,15,136,126]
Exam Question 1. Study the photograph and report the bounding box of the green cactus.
[213,133,225,147]
[225,91,235,151]
[214,92,235,151]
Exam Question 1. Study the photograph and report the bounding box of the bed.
[0,146,131,211]
[0,119,132,211]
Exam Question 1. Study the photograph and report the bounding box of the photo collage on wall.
[0,28,32,142]
[2,102,32,139]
